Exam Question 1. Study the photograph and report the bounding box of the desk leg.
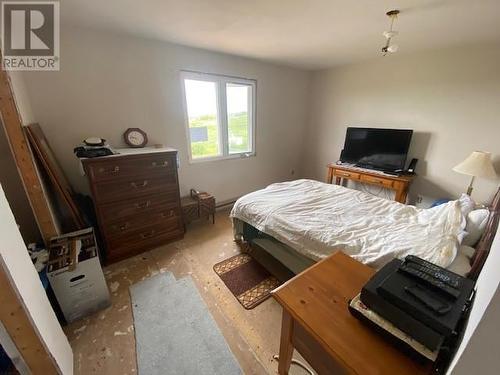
[326,167,333,184]
[278,310,294,375]
[395,186,408,203]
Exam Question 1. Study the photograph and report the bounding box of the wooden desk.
[326,164,414,203]
[272,252,432,375]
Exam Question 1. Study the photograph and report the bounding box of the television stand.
[326,163,415,203]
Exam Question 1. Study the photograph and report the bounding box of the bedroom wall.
[447,226,500,374]
[19,25,311,203]
[304,43,500,204]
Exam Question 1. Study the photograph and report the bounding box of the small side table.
[197,192,215,224]
[272,252,432,374]
[181,192,216,230]
[181,196,199,227]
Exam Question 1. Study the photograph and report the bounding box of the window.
[181,71,256,162]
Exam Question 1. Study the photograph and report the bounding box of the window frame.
[180,70,256,163]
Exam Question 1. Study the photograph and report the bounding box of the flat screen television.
[340,127,413,172]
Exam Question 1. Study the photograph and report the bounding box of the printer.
[356,255,475,354]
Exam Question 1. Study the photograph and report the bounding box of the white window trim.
[180,70,257,164]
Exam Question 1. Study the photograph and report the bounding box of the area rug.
[130,272,241,375]
[213,253,281,309]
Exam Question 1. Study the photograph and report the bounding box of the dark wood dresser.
[82,148,184,264]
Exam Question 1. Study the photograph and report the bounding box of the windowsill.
[188,152,256,164]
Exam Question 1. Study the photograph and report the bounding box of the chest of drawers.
[82,148,184,264]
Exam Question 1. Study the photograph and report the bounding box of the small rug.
[213,253,281,309]
[130,272,241,375]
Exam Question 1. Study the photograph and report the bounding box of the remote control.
[399,258,461,299]
[405,255,462,288]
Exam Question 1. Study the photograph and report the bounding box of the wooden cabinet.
[82,148,184,264]
[327,163,415,203]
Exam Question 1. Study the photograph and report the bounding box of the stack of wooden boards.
[24,123,86,234]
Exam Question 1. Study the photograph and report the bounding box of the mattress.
[230,179,466,269]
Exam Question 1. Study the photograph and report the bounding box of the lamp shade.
[453,151,497,178]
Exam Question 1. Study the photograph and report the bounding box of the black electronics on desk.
[357,256,475,353]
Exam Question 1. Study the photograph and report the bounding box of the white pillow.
[448,252,472,276]
[458,193,476,217]
[463,209,490,246]
[459,245,476,259]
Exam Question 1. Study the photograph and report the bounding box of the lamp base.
[466,176,475,196]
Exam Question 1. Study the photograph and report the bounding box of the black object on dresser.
[82,148,184,264]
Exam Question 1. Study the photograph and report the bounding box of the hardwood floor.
[64,209,308,375]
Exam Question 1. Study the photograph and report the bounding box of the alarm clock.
[124,128,148,148]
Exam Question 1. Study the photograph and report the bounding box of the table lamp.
[453,151,497,196]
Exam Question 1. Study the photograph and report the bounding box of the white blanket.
[230,179,465,269]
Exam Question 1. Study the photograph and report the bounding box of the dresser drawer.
[333,169,360,180]
[104,207,180,238]
[93,174,178,203]
[106,227,183,263]
[360,174,394,188]
[107,221,183,254]
[99,192,179,222]
[84,154,176,182]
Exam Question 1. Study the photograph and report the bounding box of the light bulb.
[383,30,399,39]
[387,44,399,53]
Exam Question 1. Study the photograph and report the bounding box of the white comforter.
[230,179,465,269]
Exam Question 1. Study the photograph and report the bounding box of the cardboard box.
[47,228,110,323]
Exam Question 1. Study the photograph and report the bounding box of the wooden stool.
[181,190,216,229]
[181,196,199,229]
[198,192,215,224]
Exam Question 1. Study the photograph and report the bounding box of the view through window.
[182,72,255,161]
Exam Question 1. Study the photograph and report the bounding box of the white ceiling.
[62,0,500,70]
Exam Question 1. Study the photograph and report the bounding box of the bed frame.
[468,187,500,280]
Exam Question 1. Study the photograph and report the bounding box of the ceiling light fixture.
[381,10,400,56]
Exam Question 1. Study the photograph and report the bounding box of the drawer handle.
[338,172,351,177]
[162,210,175,218]
[131,180,148,188]
[113,221,130,231]
[140,230,155,239]
[151,161,169,168]
[366,178,384,185]
[99,166,120,174]
[112,222,130,231]
[134,200,151,209]
[119,222,130,231]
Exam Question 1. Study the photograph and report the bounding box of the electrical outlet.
[416,195,423,204]
[290,169,295,176]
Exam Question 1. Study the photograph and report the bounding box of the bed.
[231,179,500,278]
